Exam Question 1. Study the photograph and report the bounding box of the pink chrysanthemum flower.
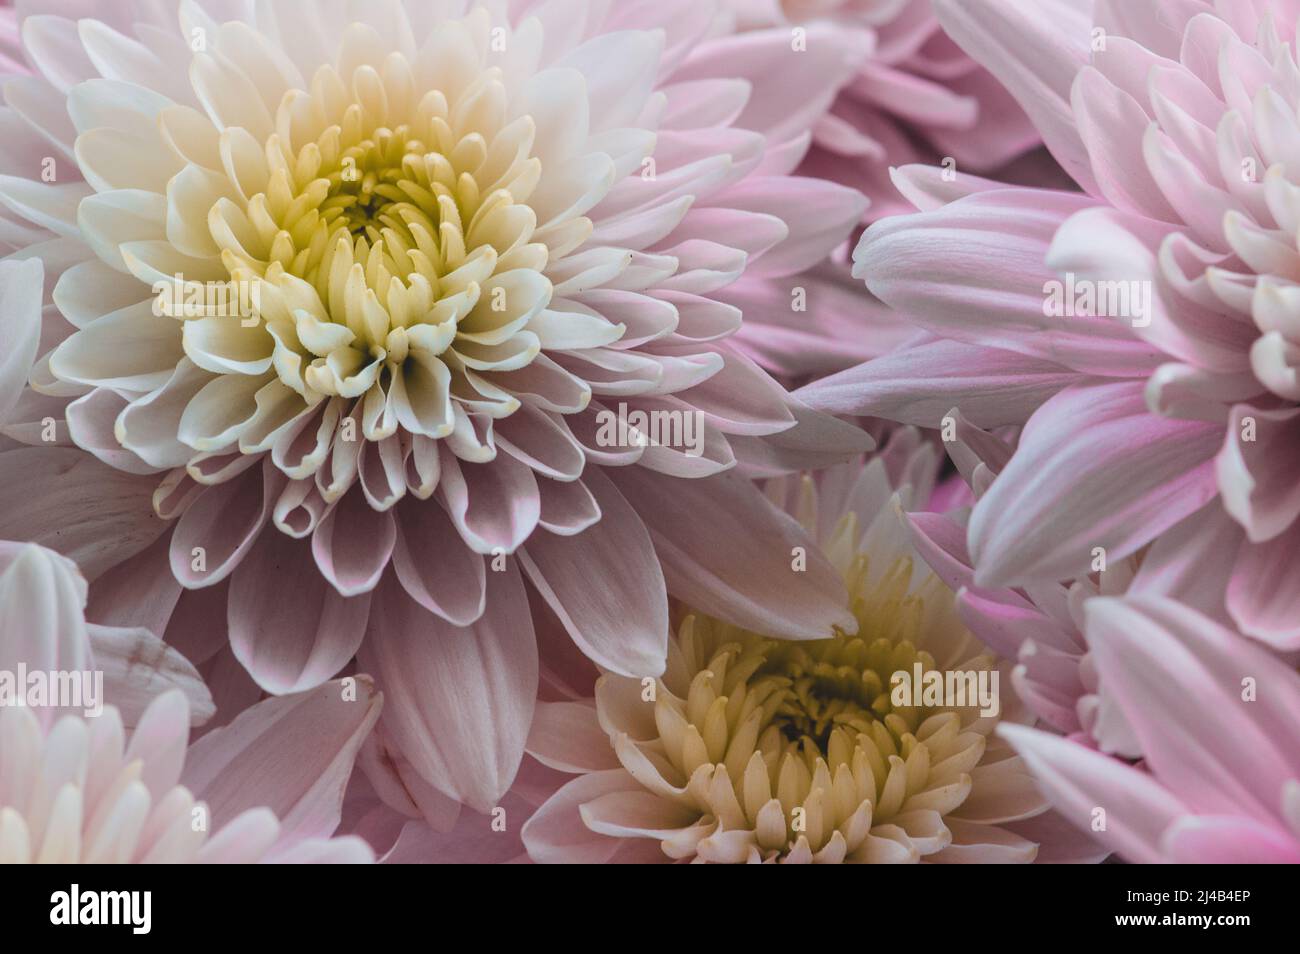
[1002,596,1300,864]
[802,0,1300,649]
[517,443,1105,863]
[723,0,1040,220]
[0,0,871,816]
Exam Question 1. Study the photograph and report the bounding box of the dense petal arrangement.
[0,0,1290,872]
[0,0,876,817]
[802,0,1300,650]
[1002,596,1300,864]
[520,443,1102,862]
[0,687,376,863]
[900,409,1139,754]
[724,0,1041,220]
[0,539,381,864]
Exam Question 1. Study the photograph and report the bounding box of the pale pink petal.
[797,337,1080,428]
[535,475,601,536]
[1070,66,1179,221]
[162,581,230,669]
[356,721,462,834]
[727,399,873,477]
[437,445,541,554]
[1085,597,1300,818]
[182,675,381,842]
[0,446,164,579]
[267,835,375,863]
[357,566,537,813]
[1002,809,1110,863]
[724,264,909,379]
[196,808,280,863]
[520,769,639,864]
[124,689,190,801]
[704,176,867,277]
[390,495,486,626]
[85,532,182,641]
[933,0,1098,191]
[969,381,1220,585]
[1046,207,1255,372]
[0,541,88,725]
[0,258,42,423]
[1129,501,1240,626]
[229,526,370,694]
[1216,404,1300,543]
[1225,525,1300,650]
[1162,815,1300,863]
[379,808,529,864]
[170,458,284,587]
[311,485,396,596]
[852,189,1163,378]
[526,700,621,774]
[88,623,215,726]
[676,24,866,148]
[998,724,1185,865]
[611,467,856,639]
[519,467,668,677]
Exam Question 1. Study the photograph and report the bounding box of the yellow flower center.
[612,545,1002,862]
[173,55,561,454]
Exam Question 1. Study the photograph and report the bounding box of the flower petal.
[998,724,1183,864]
[182,676,381,843]
[357,566,537,813]
[519,467,668,677]
[229,526,371,694]
[969,381,1220,585]
[611,468,856,639]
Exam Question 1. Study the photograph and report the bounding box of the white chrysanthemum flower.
[0,0,870,814]
[60,7,602,468]
[523,435,1095,863]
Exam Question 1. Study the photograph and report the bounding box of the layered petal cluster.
[0,687,377,863]
[803,0,1300,649]
[0,0,874,817]
[724,0,1041,220]
[1003,597,1300,864]
[726,255,919,383]
[901,409,1139,755]
[520,443,1104,862]
[0,533,379,864]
